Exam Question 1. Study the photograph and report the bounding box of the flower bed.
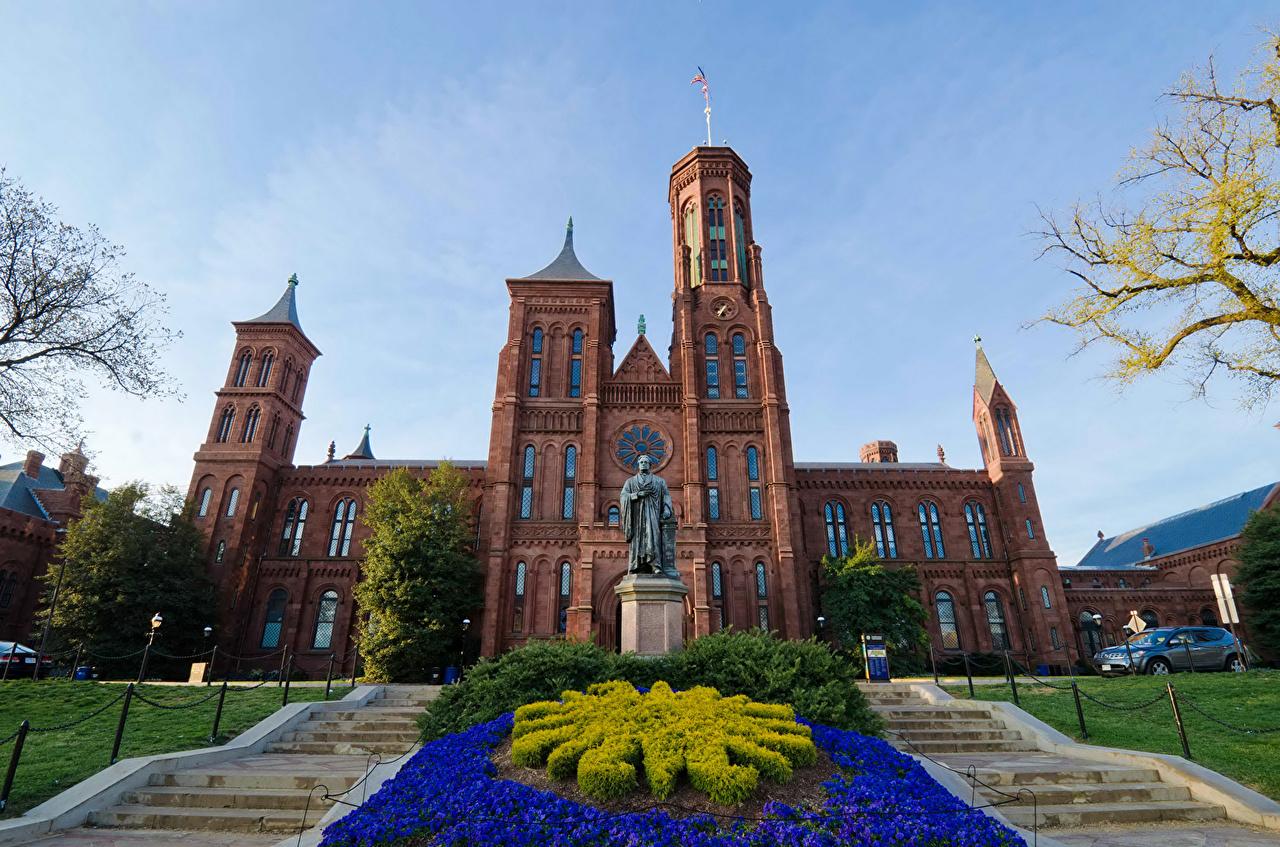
[320,713,1025,847]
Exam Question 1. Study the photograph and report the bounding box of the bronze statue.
[620,455,679,579]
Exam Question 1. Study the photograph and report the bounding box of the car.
[1093,626,1245,676]
[0,641,55,678]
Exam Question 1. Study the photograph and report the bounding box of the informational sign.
[1210,574,1241,625]
[861,633,891,683]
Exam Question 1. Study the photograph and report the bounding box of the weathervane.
[691,67,711,146]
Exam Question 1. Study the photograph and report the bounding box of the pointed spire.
[245,274,304,332]
[637,314,646,335]
[343,424,375,460]
[974,335,998,403]
[517,218,603,281]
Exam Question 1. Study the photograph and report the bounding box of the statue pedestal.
[615,575,688,656]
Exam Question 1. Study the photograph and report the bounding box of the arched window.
[260,589,287,649]
[732,333,749,398]
[684,203,702,288]
[281,360,293,397]
[1080,610,1103,656]
[1040,585,1052,609]
[755,561,769,630]
[1140,609,1160,630]
[710,562,724,630]
[704,333,720,398]
[256,352,274,388]
[935,591,960,649]
[233,351,252,387]
[214,540,226,563]
[278,498,309,557]
[267,414,280,449]
[557,561,571,634]
[512,562,527,632]
[519,445,535,519]
[984,591,1010,650]
[328,499,357,557]
[1050,627,1061,650]
[995,407,1020,456]
[528,328,543,397]
[292,370,306,404]
[734,205,750,286]
[706,195,728,281]
[0,570,12,609]
[1017,483,1026,503]
[746,446,763,520]
[607,505,620,527]
[569,329,583,398]
[282,424,295,457]
[215,407,236,443]
[964,502,992,558]
[312,590,339,650]
[918,500,944,559]
[706,446,720,521]
[824,501,849,558]
[1025,519,1035,540]
[197,487,213,518]
[225,488,240,518]
[871,501,898,558]
[1200,607,1218,626]
[562,445,577,520]
[240,407,260,443]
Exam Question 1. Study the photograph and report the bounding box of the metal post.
[1,641,17,681]
[137,632,155,684]
[1071,680,1088,740]
[71,644,83,681]
[110,684,134,764]
[930,648,939,686]
[0,721,29,811]
[208,681,228,743]
[1004,650,1020,707]
[1182,641,1196,673]
[281,657,293,707]
[33,560,67,681]
[324,654,335,701]
[1124,637,1137,676]
[349,642,359,688]
[1166,682,1192,760]
[277,646,288,687]
[962,652,975,698]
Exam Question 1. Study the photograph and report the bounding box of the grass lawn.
[0,681,354,817]
[943,670,1280,800]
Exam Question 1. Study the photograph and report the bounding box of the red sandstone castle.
[5,145,1261,675]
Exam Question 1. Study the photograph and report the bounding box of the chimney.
[859,440,898,463]
[1142,537,1155,559]
[23,450,45,479]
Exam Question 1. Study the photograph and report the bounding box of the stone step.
[375,698,432,707]
[891,728,1024,742]
[999,800,1225,829]
[977,782,1191,806]
[877,707,994,720]
[266,740,416,755]
[151,769,362,792]
[124,786,334,811]
[285,730,421,743]
[891,739,1040,754]
[883,719,1008,732]
[89,804,328,833]
[959,765,1161,786]
[298,720,421,733]
[322,709,423,720]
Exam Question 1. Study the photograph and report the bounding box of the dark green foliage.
[43,483,215,679]
[418,630,882,740]
[819,538,930,674]
[354,464,483,682]
[1237,507,1280,659]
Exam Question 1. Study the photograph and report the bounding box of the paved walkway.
[1053,824,1280,846]
[25,831,276,846]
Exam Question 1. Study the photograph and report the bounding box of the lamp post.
[137,613,163,684]
[203,626,215,685]
[33,558,67,680]
[458,618,471,684]
[816,616,826,644]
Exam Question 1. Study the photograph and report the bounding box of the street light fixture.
[457,618,471,684]
[137,613,163,683]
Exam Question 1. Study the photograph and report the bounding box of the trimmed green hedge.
[418,630,881,740]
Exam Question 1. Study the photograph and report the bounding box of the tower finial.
[973,334,982,346]
[288,273,299,288]
[637,313,646,336]
[936,444,946,464]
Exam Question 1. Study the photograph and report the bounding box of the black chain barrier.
[151,648,217,662]
[27,689,130,734]
[132,686,224,711]
[225,679,271,694]
[82,647,147,660]
[1076,688,1168,712]
[1008,659,1073,691]
[1179,698,1280,735]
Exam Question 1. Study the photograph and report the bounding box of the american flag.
[691,67,709,96]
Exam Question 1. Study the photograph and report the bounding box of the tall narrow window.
[312,590,338,649]
[607,505,620,527]
[684,203,702,288]
[984,591,1010,650]
[225,488,240,518]
[704,333,720,398]
[557,561,571,634]
[871,501,898,558]
[260,589,287,649]
[1050,627,1061,650]
[281,361,293,397]
[964,502,992,558]
[328,499,357,557]
[292,372,305,404]
[197,487,212,518]
[747,446,762,520]
[918,500,945,559]
[1040,585,1052,609]
[1017,483,1026,503]
[216,407,236,443]
[706,446,720,521]
[282,424,295,457]
[513,562,527,632]
[233,351,252,387]
[995,407,1019,456]
[569,329,583,398]
[214,540,226,563]
[519,446,535,519]
[562,445,577,520]
[279,498,309,557]
[1026,519,1036,539]
[824,501,849,558]
[256,352,274,388]
[732,333,749,398]
[0,571,12,609]
[529,328,543,397]
[935,591,960,649]
[267,415,280,449]
[706,196,728,281]
[241,407,260,443]
[711,562,724,630]
[755,561,769,630]
[733,206,750,286]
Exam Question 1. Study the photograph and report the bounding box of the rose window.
[616,425,667,470]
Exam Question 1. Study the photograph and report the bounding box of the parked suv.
[1093,626,1244,676]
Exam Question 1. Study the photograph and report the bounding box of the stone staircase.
[859,683,1227,832]
[85,685,437,835]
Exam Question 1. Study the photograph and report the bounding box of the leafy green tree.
[354,463,482,682]
[42,482,214,678]
[1237,505,1280,658]
[819,538,929,672]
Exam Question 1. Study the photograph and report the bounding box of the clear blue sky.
[2,2,1276,567]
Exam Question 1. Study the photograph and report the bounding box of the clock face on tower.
[712,297,737,320]
[615,424,668,471]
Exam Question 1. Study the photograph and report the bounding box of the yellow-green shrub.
[508,680,817,805]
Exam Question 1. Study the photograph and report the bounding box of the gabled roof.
[342,425,375,461]
[975,340,998,403]
[0,460,107,521]
[1073,481,1280,570]
[612,334,672,382]
[516,218,603,282]
[244,274,304,331]
[795,462,950,471]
